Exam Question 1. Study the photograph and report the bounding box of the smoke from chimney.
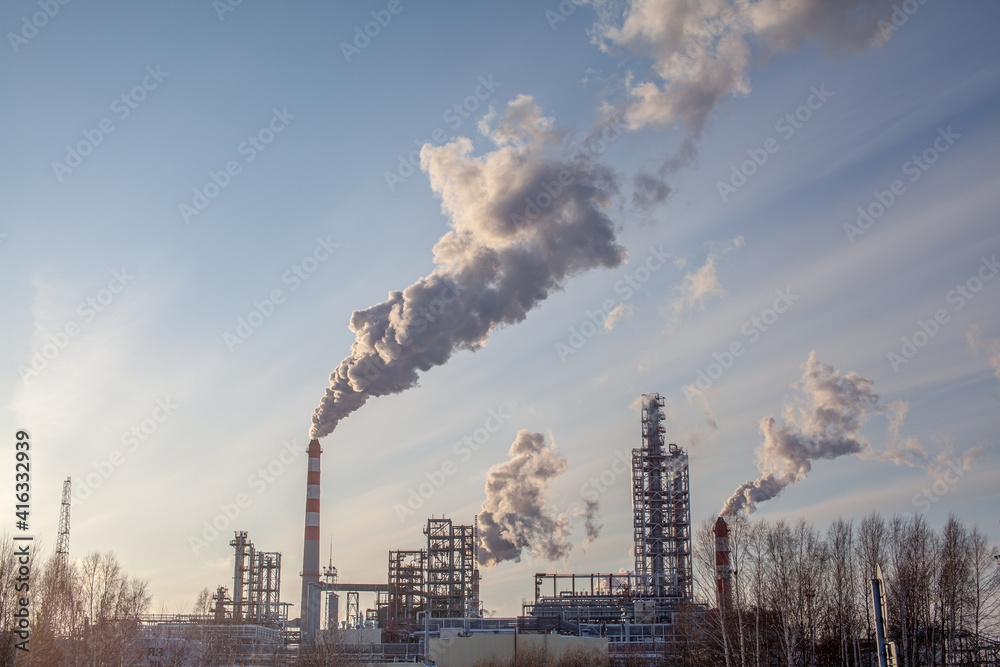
[310,97,625,439]
[310,1,902,438]
[477,430,583,568]
[721,351,984,516]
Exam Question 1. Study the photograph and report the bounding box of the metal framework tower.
[387,550,426,627]
[346,592,360,628]
[632,393,692,600]
[229,531,284,625]
[55,477,71,561]
[323,551,339,632]
[424,518,480,618]
[248,550,282,624]
[211,586,231,622]
[231,531,253,621]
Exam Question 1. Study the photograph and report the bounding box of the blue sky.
[2,1,999,620]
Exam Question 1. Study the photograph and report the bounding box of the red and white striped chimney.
[300,438,322,643]
[714,516,733,609]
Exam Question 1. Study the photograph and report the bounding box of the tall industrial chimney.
[300,438,322,645]
[714,516,733,609]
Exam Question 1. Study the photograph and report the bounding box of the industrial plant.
[116,393,714,664]
[3,390,999,665]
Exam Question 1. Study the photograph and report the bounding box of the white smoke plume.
[311,1,901,438]
[477,430,575,568]
[310,97,626,438]
[594,0,896,135]
[721,351,985,516]
[721,351,880,516]
[593,0,897,200]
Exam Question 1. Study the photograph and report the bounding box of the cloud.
[604,303,634,331]
[666,235,742,321]
[967,324,1000,381]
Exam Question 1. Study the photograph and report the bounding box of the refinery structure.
[128,393,711,664]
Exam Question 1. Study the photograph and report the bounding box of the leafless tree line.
[0,534,152,666]
[683,512,1000,667]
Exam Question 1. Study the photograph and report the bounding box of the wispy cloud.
[966,324,1000,381]
[666,235,743,322]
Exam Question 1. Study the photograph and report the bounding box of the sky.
[2,0,999,623]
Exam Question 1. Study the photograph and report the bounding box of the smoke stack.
[300,438,322,645]
[714,516,732,609]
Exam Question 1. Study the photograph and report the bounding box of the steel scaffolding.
[632,393,692,601]
[424,517,480,618]
[386,549,426,628]
[228,531,285,626]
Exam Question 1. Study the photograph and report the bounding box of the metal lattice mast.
[55,477,71,561]
[632,394,692,600]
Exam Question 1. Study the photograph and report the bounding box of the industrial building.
[289,392,706,664]
[132,391,704,664]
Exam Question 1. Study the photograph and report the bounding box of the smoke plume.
[310,97,625,438]
[477,430,574,568]
[593,0,896,199]
[579,499,603,548]
[721,351,985,516]
[721,351,880,516]
[594,0,895,135]
[311,1,902,438]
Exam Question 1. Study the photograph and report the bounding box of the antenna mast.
[55,477,71,561]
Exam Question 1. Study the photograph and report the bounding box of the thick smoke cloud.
[310,97,626,438]
[593,0,896,200]
[311,1,903,438]
[721,352,984,516]
[595,0,896,134]
[477,430,574,568]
